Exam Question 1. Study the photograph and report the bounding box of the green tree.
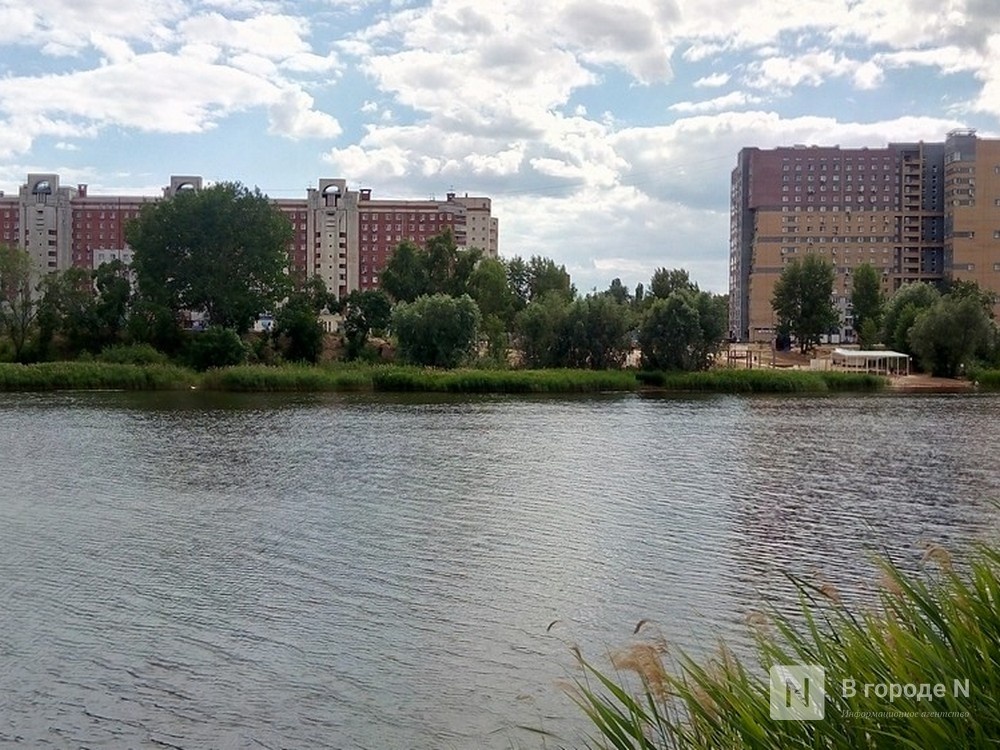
[0,244,37,362]
[93,260,131,348]
[342,288,393,360]
[127,182,293,334]
[851,263,883,347]
[881,282,940,354]
[380,241,428,303]
[467,257,517,326]
[650,268,696,300]
[554,294,632,369]
[605,277,632,306]
[392,293,481,368]
[515,291,570,368]
[945,279,997,318]
[909,295,992,377]
[639,289,726,371]
[274,278,331,363]
[36,267,99,358]
[527,255,575,303]
[380,230,481,303]
[771,255,839,354]
[506,256,532,309]
[479,314,508,364]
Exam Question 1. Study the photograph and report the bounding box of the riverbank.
[0,361,906,394]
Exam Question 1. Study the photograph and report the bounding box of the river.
[1,391,998,748]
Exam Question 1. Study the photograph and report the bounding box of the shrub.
[182,326,247,371]
[97,343,170,365]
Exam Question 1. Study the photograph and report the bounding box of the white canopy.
[831,348,909,376]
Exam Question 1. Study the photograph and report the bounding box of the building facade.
[0,175,498,300]
[729,129,1000,342]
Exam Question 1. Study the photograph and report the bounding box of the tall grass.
[567,543,999,749]
[636,368,886,393]
[370,367,639,393]
[0,362,195,391]
[969,368,1000,390]
[199,364,372,392]
[0,361,888,394]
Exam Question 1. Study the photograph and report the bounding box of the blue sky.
[1,0,998,294]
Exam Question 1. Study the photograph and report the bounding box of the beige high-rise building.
[729,130,1000,343]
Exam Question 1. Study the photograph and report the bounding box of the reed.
[0,362,195,391]
[199,364,372,392]
[968,368,1000,390]
[566,543,1000,749]
[370,367,639,393]
[636,368,886,393]
[96,343,172,366]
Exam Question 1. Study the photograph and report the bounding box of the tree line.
[0,181,732,371]
[772,254,1000,377]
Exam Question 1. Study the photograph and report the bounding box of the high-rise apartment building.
[729,129,1000,342]
[0,174,498,300]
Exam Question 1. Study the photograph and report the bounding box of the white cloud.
[694,72,731,88]
[0,49,344,146]
[267,87,341,139]
[853,60,884,90]
[746,50,859,89]
[177,12,311,60]
[670,91,762,113]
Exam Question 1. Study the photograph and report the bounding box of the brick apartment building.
[0,174,498,300]
[729,129,1000,342]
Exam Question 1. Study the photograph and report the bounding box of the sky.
[1,0,998,295]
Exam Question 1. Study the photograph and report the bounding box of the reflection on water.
[0,391,998,748]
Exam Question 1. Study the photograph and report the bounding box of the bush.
[182,326,247,371]
[97,343,170,365]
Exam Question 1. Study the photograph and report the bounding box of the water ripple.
[0,391,998,748]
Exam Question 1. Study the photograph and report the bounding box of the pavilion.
[831,348,910,376]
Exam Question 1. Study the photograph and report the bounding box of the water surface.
[1,391,997,748]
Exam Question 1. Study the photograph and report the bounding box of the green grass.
[0,362,889,394]
[199,364,373,392]
[0,361,195,391]
[969,368,1000,390]
[370,367,639,393]
[636,368,886,393]
[566,543,1000,749]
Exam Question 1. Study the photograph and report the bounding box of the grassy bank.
[199,364,372,392]
[969,368,1000,390]
[636,368,887,393]
[0,362,892,394]
[570,543,999,749]
[0,362,195,391]
[370,367,638,393]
